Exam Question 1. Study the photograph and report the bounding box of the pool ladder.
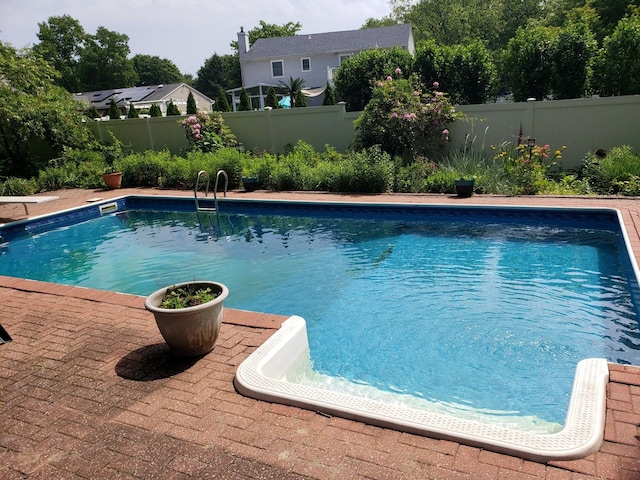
[194,170,228,213]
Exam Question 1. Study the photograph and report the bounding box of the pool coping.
[235,315,610,463]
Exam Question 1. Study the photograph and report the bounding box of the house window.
[301,58,311,71]
[271,60,284,78]
[339,54,352,66]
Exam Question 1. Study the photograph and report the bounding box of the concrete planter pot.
[144,281,229,357]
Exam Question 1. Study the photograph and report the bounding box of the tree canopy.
[194,53,241,100]
[0,41,91,177]
[230,20,302,53]
[131,54,184,85]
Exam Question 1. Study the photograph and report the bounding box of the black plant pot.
[454,179,475,198]
[242,177,259,192]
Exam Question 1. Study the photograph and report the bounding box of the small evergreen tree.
[86,106,101,118]
[127,104,139,118]
[322,82,336,105]
[214,88,231,112]
[108,98,121,119]
[265,87,279,108]
[149,103,162,117]
[186,91,197,114]
[239,88,251,111]
[294,89,307,107]
[166,100,181,116]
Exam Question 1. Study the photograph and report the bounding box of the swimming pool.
[1,195,638,460]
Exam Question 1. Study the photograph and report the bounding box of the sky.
[0,0,393,76]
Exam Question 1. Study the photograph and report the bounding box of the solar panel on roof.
[91,91,115,102]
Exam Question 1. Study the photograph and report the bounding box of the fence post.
[526,97,536,140]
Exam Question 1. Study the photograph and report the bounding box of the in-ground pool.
[1,195,638,460]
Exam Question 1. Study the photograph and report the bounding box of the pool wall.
[235,315,610,462]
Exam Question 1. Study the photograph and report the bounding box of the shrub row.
[2,142,639,197]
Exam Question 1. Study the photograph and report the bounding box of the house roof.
[73,83,212,110]
[242,24,413,60]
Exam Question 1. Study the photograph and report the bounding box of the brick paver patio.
[1,188,639,479]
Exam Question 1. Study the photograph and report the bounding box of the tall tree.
[593,14,640,96]
[391,0,543,52]
[333,48,413,111]
[33,15,86,92]
[195,53,241,98]
[131,54,183,85]
[414,41,497,104]
[230,20,302,52]
[78,26,138,90]
[0,41,91,177]
[550,22,597,99]
[502,25,558,102]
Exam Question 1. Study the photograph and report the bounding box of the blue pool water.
[1,199,639,427]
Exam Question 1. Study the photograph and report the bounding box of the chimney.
[238,26,250,56]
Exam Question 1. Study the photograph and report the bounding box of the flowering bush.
[179,111,236,153]
[492,141,565,194]
[352,71,462,161]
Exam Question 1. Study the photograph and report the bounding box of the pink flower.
[413,90,420,96]
[391,112,399,118]
[433,81,439,88]
[442,129,449,135]
[394,67,402,75]
[376,81,384,87]
[386,76,393,81]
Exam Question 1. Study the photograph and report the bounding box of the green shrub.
[36,148,105,191]
[127,105,139,118]
[1,177,37,195]
[395,159,438,193]
[582,145,640,194]
[149,104,162,117]
[186,92,197,114]
[352,72,461,161]
[329,146,394,193]
[166,100,181,116]
[423,170,461,194]
[119,150,171,187]
[108,98,121,119]
[180,111,237,153]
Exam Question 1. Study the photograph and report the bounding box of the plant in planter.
[102,135,123,189]
[144,281,229,357]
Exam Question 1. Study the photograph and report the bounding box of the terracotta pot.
[144,281,228,357]
[103,172,122,189]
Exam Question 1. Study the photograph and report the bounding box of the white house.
[229,24,415,110]
[74,83,214,118]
